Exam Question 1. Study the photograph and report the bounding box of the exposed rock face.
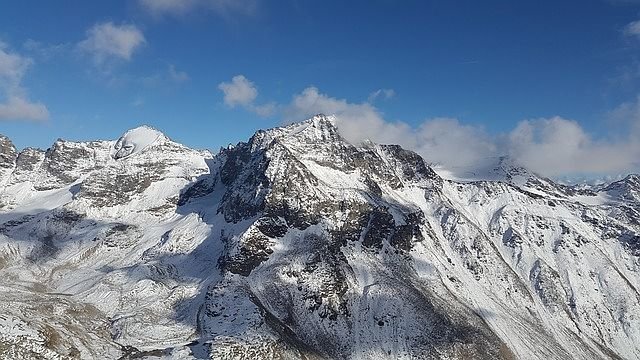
[0,135,16,185]
[0,117,639,359]
[12,148,45,183]
[35,140,108,190]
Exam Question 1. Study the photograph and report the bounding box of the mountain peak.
[112,125,168,159]
[274,114,338,136]
[287,113,340,140]
[248,114,343,152]
[1,119,640,359]
[309,113,337,126]
[602,173,640,203]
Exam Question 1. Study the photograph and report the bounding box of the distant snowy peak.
[430,156,534,188]
[603,174,640,203]
[429,154,617,201]
[113,125,168,159]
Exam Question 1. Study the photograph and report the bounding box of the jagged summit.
[273,113,338,133]
[249,114,341,148]
[0,135,16,169]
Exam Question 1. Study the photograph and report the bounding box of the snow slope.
[0,115,639,359]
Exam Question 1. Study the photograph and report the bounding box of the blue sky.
[2,0,640,178]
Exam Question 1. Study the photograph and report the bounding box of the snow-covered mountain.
[0,115,639,359]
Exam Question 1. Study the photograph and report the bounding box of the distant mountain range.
[0,115,639,359]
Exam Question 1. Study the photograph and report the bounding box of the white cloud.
[624,20,640,38]
[78,22,146,64]
[0,96,49,121]
[0,43,49,122]
[218,75,275,116]
[281,87,497,171]
[282,86,640,178]
[609,94,640,133]
[139,0,257,18]
[415,118,497,171]
[283,86,409,145]
[505,117,640,176]
[219,75,257,107]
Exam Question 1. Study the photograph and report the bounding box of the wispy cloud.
[252,102,276,117]
[367,88,395,103]
[139,0,258,18]
[141,64,190,87]
[0,42,31,88]
[139,0,198,17]
[168,64,189,82]
[78,22,146,65]
[131,97,145,107]
[22,39,69,60]
[624,20,640,39]
[0,42,49,121]
[607,0,640,5]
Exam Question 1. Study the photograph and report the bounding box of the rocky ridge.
[0,116,638,359]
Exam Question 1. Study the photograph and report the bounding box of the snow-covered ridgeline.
[0,116,638,359]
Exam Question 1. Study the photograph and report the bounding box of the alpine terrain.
[0,115,639,359]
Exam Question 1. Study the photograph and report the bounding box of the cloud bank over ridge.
[220,75,640,179]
